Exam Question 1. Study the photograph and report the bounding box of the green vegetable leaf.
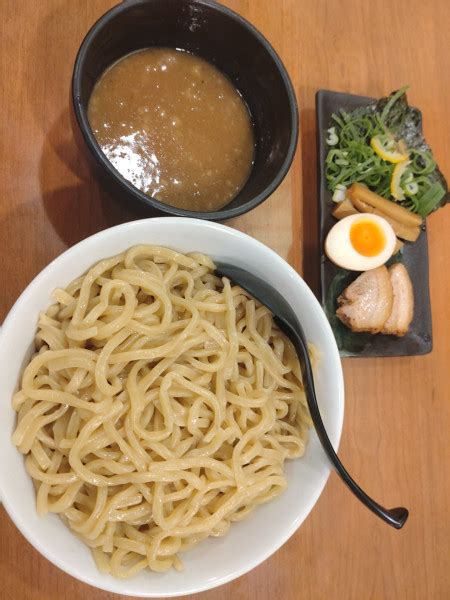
[416,181,447,217]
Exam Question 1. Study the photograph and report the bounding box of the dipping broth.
[88,48,255,211]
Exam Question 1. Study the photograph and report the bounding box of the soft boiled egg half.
[325,213,396,271]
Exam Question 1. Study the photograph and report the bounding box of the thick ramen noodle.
[12,246,312,577]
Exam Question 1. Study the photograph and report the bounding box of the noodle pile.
[12,246,311,577]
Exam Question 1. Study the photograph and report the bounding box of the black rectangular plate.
[316,89,432,357]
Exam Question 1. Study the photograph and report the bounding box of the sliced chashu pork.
[381,263,414,336]
[336,266,393,333]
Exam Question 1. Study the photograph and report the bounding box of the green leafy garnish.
[325,87,449,217]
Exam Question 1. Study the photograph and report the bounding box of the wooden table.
[1,1,449,598]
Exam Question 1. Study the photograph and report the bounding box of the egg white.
[325,213,396,271]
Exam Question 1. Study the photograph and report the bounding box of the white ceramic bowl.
[0,218,344,597]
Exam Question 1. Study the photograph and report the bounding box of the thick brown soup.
[88,48,255,211]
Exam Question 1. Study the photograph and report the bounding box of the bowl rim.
[71,0,299,221]
[0,218,344,597]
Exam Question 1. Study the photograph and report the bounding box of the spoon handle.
[276,317,409,530]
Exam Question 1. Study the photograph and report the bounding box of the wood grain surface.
[1,1,449,599]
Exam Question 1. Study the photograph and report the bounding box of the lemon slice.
[370,135,409,163]
[391,160,410,200]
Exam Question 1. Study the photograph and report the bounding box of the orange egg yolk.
[350,220,386,256]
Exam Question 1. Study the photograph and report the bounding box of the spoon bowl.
[215,262,409,530]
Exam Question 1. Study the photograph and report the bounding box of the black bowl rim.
[72,0,299,221]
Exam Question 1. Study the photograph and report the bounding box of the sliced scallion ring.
[326,127,339,145]
[404,181,419,196]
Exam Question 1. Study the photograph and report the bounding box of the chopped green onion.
[325,87,448,216]
[404,181,419,196]
[415,182,446,217]
[326,127,339,145]
[380,85,410,124]
[409,150,436,175]
[404,171,414,184]
[332,185,347,203]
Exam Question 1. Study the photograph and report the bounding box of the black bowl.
[72,0,298,220]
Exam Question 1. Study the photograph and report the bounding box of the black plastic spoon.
[215,262,409,530]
